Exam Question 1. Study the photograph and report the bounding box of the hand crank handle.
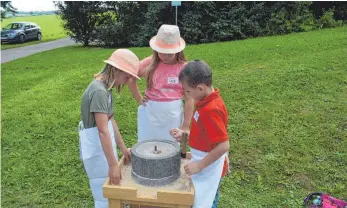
[181,132,188,158]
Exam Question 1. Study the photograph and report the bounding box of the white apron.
[138,99,183,142]
[79,120,118,208]
[190,148,227,208]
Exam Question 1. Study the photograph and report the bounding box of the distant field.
[1,15,67,50]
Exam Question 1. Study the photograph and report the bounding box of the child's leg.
[211,179,222,208]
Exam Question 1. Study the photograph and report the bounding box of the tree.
[55,1,113,46]
[130,1,174,46]
[55,1,345,47]
[1,1,17,19]
[310,1,347,21]
[97,1,149,47]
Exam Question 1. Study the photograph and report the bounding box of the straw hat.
[104,49,140,80]
[149,24,186,54]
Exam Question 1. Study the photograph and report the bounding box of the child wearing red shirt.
[170,60,230,208]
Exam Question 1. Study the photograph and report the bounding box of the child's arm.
[127,56,152,105]
[185,140,229,175]
[95,113,121,185]
[111,118,131,164]
[181,91,195,131]
[128,78,144,105]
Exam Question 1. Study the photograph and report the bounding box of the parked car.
[1,22,42,44]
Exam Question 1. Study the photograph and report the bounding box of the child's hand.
[122,148,131,165]
[109,164,122,185]
[140,95,148,106]
[184,161,202,175]
[170,128,184,141]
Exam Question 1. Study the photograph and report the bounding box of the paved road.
[1,37,78,63]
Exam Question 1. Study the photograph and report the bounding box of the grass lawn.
[1,26,347,207]
[1,15,67,50]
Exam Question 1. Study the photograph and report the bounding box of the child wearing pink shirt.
[129,24,195,142]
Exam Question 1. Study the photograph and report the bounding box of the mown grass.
[1,26,347,207]
[1,15,67,50]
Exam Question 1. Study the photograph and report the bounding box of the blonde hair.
[145,50,187,89]
[94,64,123,93]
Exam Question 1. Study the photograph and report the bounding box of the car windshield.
[3,23,24,30]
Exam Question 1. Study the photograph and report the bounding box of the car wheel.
[37,33,42,41]
[19,34,25,43]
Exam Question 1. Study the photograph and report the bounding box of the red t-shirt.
[189,88,229,177]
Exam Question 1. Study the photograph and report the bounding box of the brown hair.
[179,60,212,87]
[145,50,187,89]
[94,64,123,93]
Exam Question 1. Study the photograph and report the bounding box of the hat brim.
[149,36,186,54]
[103,60,141,80]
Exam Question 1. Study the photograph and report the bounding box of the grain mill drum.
[131,140,181,186]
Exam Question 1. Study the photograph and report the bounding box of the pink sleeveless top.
[139,56,185,102]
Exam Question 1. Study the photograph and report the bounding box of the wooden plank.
[104,185,137,199]
[109,199,121,208]
[126,201,175,208]
[105,191,193,205]
[157,190,194,205]
[104,177,194,203]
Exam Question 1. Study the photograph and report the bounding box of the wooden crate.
[103,155,194,208]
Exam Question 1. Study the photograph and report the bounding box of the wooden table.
[103,155,194,208]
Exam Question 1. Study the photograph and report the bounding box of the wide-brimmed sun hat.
[149,24,186,54]
[104,49,140,80]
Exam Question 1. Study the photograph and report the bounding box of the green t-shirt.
[81,79,114,129]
